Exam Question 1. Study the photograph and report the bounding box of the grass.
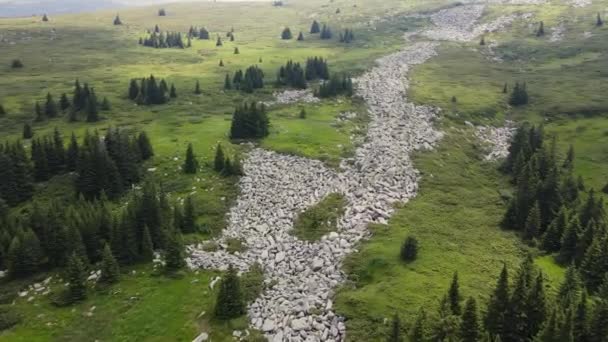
[292,193,347,241]
[334,127,565,341]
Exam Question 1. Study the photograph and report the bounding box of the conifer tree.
[100,97,111,111]
[137,132,154,160]
[11,59,24,68]
[558,265,582,309]
[66,133,79,172]
[182,196,196,234]
[461,297,480,342]
[524,201,541,240]
[224,74,232,90]
[129,79,140,100]
[0,104,5,116]
[409,308,430,342]
[448,272,462,315]
[310,20,321,34]
[299,108,307,119]
[527,272,547,338]
[537,21,545,36]
[45,93,58,118]
[22,123,33,139]
[65,253,87,302]
[140,225,154,262]
[480,36,486,45]
[99,244,120,284]
[164,230,185,272]
[214,265,245,319]
[42,14,49,22]
[34,102,44,121]
[234,47,239,54]
[281,27,293,40]
[216,36,223,46]
[573,292,589,342]
[388,314,403,342]
[182,143,198,174]
[194,80,202,94]
[170,83,177,98]
[60,93,70,111]
[485,265,510,338]
[219,59,224,67]
[7,230,42,278]
[86,89,99,122]
[113,14,122,25]
[558,218,580,264]
[536,309,560,342]
[597,13,604,27]
[158,8,166,16]
[199,27,210,39]
[214,144,225,172]
[297,32,304,41]
[503,83,508,94]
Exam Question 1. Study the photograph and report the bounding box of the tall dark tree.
[0,104,6,116]
[99,243,120,284]
[194,80,202,94]
[461,297,480,342]
[137,132,154,160]
[60,93,70,111]
[297,31,304,41]
[182,143,198,174]
[113,14,122,25]
[22,123,33,139]
[310,20,321,34]
[537,21,545,36]
[409,308,430,342]
[214,144,225,172]
[448,272,462,315]
[485,265,510,338]
[214,265,245,319]
[65,253,87,303]
[44,93,58,118]
[388,314,403,342]
[597,13,604,27]
[182,196,197,234]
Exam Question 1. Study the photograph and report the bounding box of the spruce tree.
[45,93,58,118]
[65,253,87,303]
[194,80,202,94]
[66,133,79,171]
[182,196,196,234]
[60,93,70,111]
[170,83,177,98]
[137,132,154,160]
[0,104,5,116]
[460,297,480,342]
[140,225,154,262]
[164,230,185,272]
[22,123,33,139]
[182,143,198,174]
[527,272,547,338]
[113,14,122,25]
[558,218,580,264]
[536,309,560,342]
[234,47,239,54]
[42,14,49,22]
[219,59,224,67]
[214,265,245,320]
[86,89,99,122]
[216,36,223,46]
[537,21,545,36]
[485,265,510,338]
[573,292,589,342]
[34,102,44,121]
[524,201,541,240]
[129,79,140,100]
[214,144,225,172]
[99,244,120,284]
[281,27,293,40]
[299,108,307,119]
[224,74,232,90]
[388,314,403,342]
[297,31,304,41]
[597,13,604,27]
[448,272,462,315]
[100,97,111,111]
[310,20,320,34]
[558,265,582,310]
[409,308,430,342]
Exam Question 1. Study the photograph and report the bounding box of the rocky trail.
[187,1,591,341]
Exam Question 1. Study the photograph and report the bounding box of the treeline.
[0,181,194,284]
[230,102,269,140]
[128,75,176,105]
[139,31,189,49]
[35,80,110,123]
[390,256,608,342]
[225,66,264,93]
[502,125,608,292]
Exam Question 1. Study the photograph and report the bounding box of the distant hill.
[0,0,124,17]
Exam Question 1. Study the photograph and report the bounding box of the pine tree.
[169,83,177,98]
[461,297,480,342]
[66,133,79,171]
[164,230,185,272]
[214,265,245,319]
[536,309,560,342]
[297,31,304,41]
[182,143,198,174]
[34,102,44,121]
[448,272,462,315]
[527,272,547,338]
[182,196,196,234]
[214,144,225,172]
[281,27,293,40]
[299,108,307,119]
[45,93,58,118]
[388,314,403,342]
[140,225,154,262]
[234,47,239,54]
[219,59,224,67]
[573,292,589,342]
[485,265,510,338]
[42,14,49,22]
[65,253,87,302]
[113,14,122,25]
[558,265,582,310]
[597,13,604,27]
[224,74,232,90]
[0,104,6,116]
[524,201,541,240]
[409,308,430,342]
[22,123,33,139]
[558,218,580,264]
[194,80,202,94]
[129,79,140,100]
[216,36,223,46]
[136,132,154,160]
[99,244,120,284]
[537,21,545,36]
[60,93,70,111]
[310,20,321,34]
[100,97,111,111]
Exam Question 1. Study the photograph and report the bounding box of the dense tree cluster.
[276,60,306,89]
[0,142,34,206]
[393,256,608,342]
[0,181,188,283]
[128,75,175,105]
[502,124,608,292]
[339,29,355,43]
[509,82,529,106]
[229,66,264,93]
[188,26,210,39]
[316,74,353,98]
[139,30,186,49]
[76,129,152,200]
[70,80,109,122]
[229,102,269,140]
[320,24,333,40]
[305,57,330,81]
